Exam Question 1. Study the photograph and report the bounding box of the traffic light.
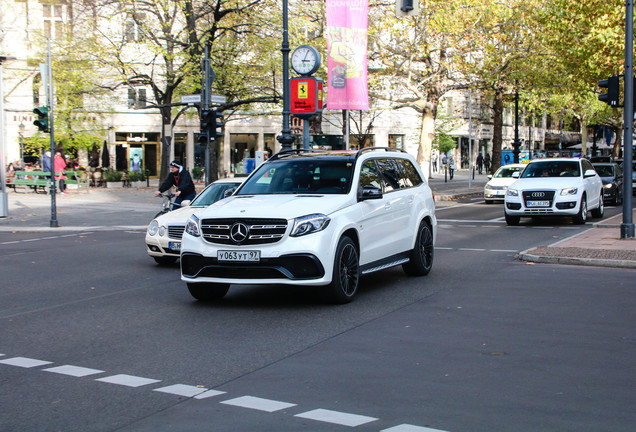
[211,111,223,141]
[200,109,213,131]
[33,106,49,132]
[598,75,620,107]
[197,131,209,146]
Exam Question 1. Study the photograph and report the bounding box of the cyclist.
[155,160,196,209]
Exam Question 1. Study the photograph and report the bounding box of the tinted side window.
[376,158,400,192]
[582,160,594,173]
[359,160,382,189]
[396,158,423,188]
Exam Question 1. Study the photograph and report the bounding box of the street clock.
[290,45,321,76]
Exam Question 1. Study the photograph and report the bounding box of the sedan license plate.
[169,242,181,251]
[218,250,261,263]
[526,200,550,208]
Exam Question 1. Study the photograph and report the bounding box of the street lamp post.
[276,0,296,151]
[19,122,25,167]
[0,55,17,218]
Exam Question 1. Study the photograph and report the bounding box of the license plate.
[218,250,261,262]
[169,242,181,251]
[527,200,550,207]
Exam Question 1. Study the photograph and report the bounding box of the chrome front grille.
[168,225,185,239]
[200,218,288,245]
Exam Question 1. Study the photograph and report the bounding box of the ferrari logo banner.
[325,0,369,110]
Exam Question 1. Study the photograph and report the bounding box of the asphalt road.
[1,198,634,432]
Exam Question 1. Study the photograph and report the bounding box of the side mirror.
[223,187,238,198]
[512,171,520,178]
[358,185,383,201]
[180,200,191,207]
[584,169,597,178]
[487,174,492,180]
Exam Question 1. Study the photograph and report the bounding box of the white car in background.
[484,163,526,204]
[504,158,604,225]
[146,178,243,265]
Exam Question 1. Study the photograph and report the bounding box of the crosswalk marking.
[0,357,52,368]
[153,384,209,398]
[221,395,296,412]
[44,365,104,377]
[295,408,378,427]
[95,374,161,387]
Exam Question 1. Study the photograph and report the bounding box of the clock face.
[291,45,321,76]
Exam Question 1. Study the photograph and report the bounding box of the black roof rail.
[355,147,407,159]
[268,148,323,162]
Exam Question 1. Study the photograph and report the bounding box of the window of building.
[42,3,66,40]
[125,13,146,43]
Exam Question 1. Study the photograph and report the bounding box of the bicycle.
[155,191,179,218]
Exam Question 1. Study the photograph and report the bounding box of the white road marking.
[153,384,209,398]
[382,424,450,432]
[221,395,297,412]
[490,249,518,253]
[0,357,52,368]
[43,365,104,377]
[458,248,486,251]
[194,389,227,399]
[95,374,161,387]
[295,408,378,427]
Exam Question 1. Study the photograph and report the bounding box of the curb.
[518,250,636,269]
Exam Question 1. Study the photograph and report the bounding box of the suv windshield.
[521,161,581,178]
[593,165,615,177]
[237,158,354,195]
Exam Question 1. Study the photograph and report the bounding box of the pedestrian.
[484,153,491,174]
[448,156,456,180]
[432,152,438,174]
[155,160,196,209]
[42,150,52,173]
[54,151,67,194]
[476,152,484,175]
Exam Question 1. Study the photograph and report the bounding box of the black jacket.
[159,169,196,197]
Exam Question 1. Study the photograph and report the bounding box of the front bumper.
[504,189,581,217]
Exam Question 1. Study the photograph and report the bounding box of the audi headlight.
[560,187,578,196]
[148,220,159,236]
[290,214,330,237]
[185,215,201,237]
[507,188,519,197]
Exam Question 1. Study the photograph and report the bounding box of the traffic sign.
[180,94,227,105]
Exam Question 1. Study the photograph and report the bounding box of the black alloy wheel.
[325,236,359,304]
[403,220,434,276]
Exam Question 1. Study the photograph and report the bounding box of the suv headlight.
[185,215,201,237]
[290,213,330,237]
[148,220,159,236]
[507,188,519,197]
[560,187,578,196]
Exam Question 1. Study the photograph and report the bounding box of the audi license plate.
[169,242,181,251]
[526,200,550,208]
[218,250,260,262]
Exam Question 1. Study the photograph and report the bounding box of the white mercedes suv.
[504,157,604,225]
[180,148,437,303]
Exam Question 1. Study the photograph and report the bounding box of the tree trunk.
[417,107,435,177]
[580,119,587,157]
[491,89,504,173]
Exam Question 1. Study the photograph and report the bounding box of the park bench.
[8,170,90,194]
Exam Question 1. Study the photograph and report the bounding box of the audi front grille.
[521,190,556,208]
[200,218,288,245]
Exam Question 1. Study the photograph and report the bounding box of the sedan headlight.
[507,188,519,197]
[560,187,578,196]
[148,220,159,236]
[290,213,330,237]
[158,226,166,236]
[185,215,201,237]
[603,183,614,189]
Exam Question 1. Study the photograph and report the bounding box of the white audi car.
[504,158,603,225]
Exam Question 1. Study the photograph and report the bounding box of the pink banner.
[325,0,369,110]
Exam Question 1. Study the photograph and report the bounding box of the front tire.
[403,220,434,276]
[505,212,520,226]
[153,256,178,266]
[324,236,359,304]
[591,193,604,218]
[187,283,230,301]
[573,196,587,225]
